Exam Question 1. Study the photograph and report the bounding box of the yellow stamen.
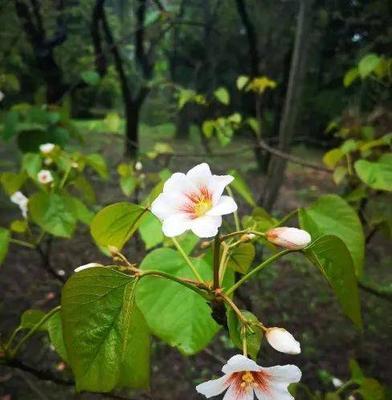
[194,199,212,217]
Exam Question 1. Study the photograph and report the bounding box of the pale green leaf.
[0,228,10,265]
[354,158,392,191]
[214,87,230,105]
[358,54,381,78]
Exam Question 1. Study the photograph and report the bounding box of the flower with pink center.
[151,163,237,238]
[196,354,301,400]
[37,169,54,184]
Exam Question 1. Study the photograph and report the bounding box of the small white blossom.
[266,227,311,250]
[39,143,55,154]
[265,327,301,355]
[151,163,237,238]
[0,91,4,102]
[71,162,79,169]
[37,169,53,184]
[196,354,301,400]
[135,161,143,171]
[332,377,343,388]
[74,262,103,273]
[10,191,29,218]
[44,158,53,166]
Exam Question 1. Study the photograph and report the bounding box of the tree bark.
[262,0,314,210]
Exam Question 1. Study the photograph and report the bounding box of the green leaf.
[227,243,255,274]
[349,359,364,384]
[46,310,69,363]
[333,165,347,185]
[136,248,220,355]
[22,153,42,179]
[228,169,256,207]
[120,175,137,197]
[227,309,262,360]
[214,87,230,105]
[341,139,358,154]
[299,194,364,277]
[354,159,392,191]
[0,228,10,265]
[323,148,343,168]
[0,172,26,195]
[303,235,362,328]
[138,212,163,250]
[358,54,381,78]
[62,268,150,392]
[236,75,250,90]
[358,378,385,400]
[29,192,77,238]
[85,154,108,179]
[72,175,96,204]
[90,202,147,250]
[10,219,28,233]
[242,207,277,233]
[20,309,46,330]
[68,196,94,225]
[2,111,19,141]
[81,70,101,86]
[202,120,215,138]
[343,67,359,87]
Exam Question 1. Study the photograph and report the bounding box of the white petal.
[186,163,212,186]
[162,214,191,237]
[196,375,230,398]
[222,354,262,374]
[190,215,222,238]
[74,263,102,272]
[223,384,254,400]
[163,172,197,194]
[208,175,234,204]
[151,192,187,220]
[255,383,294,400]
[262,365,302,384]
[265,328,301,355]
[207,195,238,216]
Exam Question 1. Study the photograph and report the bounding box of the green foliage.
[303,235,362,328]
[214,87,230,105]
[354,157,392,191]
[227,309,262,360]
[62,268,150,392]
[139,212,164,250]
[136,248,222,355]
[90,203,147,250]
[80,70,101,86]
[227,243,255,274]
[228,169,256,207]
[299,194,364,277]
[0,227,10,265]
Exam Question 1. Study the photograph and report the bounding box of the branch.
[135,0,153,79]
[91,0,108,76]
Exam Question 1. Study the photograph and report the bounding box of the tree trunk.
[124,102,140,159]
[262,0,314,211]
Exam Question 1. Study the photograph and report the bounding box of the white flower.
[10,191,29,218]
[44,158,53,166]
[135,161,143,171]
[39,143,55,154]
[332,377,343,388]
[37,169,53,184]
[151,163,237,238]
[74,262,102,273]
[265,327,301,355]
[0,91,4,102]
[266,227,311,250]
[196,354,301,400]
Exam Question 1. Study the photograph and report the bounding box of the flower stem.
[139,270,210,299]
[225,250,291,295]
[9,238,36,249]
[213,234,221,289]
[10,306,61,358]
[220,229,265,241]
[218,242,230,286]
[226,187,240,230]
[172,237,204,282]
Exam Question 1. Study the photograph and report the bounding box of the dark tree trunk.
[262,0,314,211]
[124,102,140,158]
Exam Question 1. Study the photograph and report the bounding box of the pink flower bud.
[266,227,311,250]
[265,327,301,354]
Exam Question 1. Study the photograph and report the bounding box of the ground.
[0,125,391,400]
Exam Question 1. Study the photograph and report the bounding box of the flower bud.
[74,262,102,273]
[265,327,301,354]
[39,143,55,154]
[200,240,211,249]
[240,233,256,242]
[266,227,311,250]
[332,377,343,388]
[135,161,143,171]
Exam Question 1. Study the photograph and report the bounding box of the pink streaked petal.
[207,195,238,216]
[190,215,222,238]
[261,365,301,384]
[223,383,254,400]
[162,214,191,237]
[196,374,231,398]
[186,163,212,186]
[151,192,188,220]
[163,172,197,194]
[208,175,234,204]
[222,354,262,374]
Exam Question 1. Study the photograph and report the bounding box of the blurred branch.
[359,280,392,302]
